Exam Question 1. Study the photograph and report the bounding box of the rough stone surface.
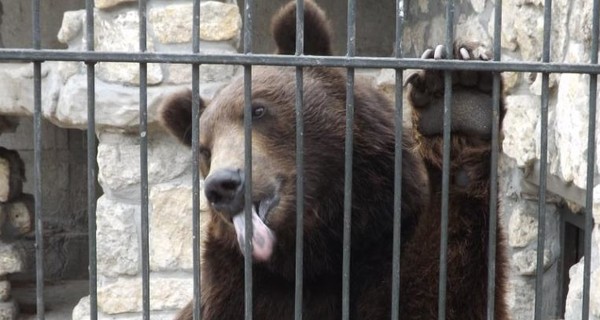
[97,132,192,194]
[502,95,540,167]
[149,2,240,44]
[565,254,600,320]
[165,61,238,85]
[94,10,162,85]
[97,277,192,314]
[57,10,84,44]
[0,243,23,276]
[96,196,139,277]
[0,281,9,302]
[95,0,136,10]
[199,2,241,42]
[513,249,554,276]
[0,301,16,320]
[508,202,538,248]
[150,183,209,271]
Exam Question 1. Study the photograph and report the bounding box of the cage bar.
[486,0,503,318]
[3,50,600,74]
[137,0,151,318]
[341,0,356,318]
[191,0,202,319]
[242,0,254,319]
[438,0,455,318]
[391,0,405,319]
[84,0,98,318]
[582,0,600,317]
[533,0,552,317]
[294,1,305,319]
[31,0,45,318]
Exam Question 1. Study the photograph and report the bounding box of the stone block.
[97,276,192,314]
[508,202,538,248]
[149,2,241,44]
[96,196,140,277]
[97,132,192,194]
[0,281,9,302]
[502,95,540,167]
[94,10,162,85]
[95,0,136,10]
[0,243,23,276]
[0,148,24,203]
[0,300,16,320]
[165,62,239,85]
[513,248,553,276]
[149,184,209,271]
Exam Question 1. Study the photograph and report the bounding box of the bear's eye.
[252,104,266,119]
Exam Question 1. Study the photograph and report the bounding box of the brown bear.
[159,1,508,319]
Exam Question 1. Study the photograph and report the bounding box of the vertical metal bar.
[582,0,599,317]
[438,0,454,319]
[32,0,44,318]
[391,1,405,319]
[342,0,356,319]
[191,0,202,319]
[138,0,150,318]
[534,0,552,318]
[85,0,98,318]
[294,1,305,319]
[486,0,502,318]
[243,0,253,319]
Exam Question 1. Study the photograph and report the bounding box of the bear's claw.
[408,42,499,138]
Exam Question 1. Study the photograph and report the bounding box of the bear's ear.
[159,89,205,147]
[271,0,333,56]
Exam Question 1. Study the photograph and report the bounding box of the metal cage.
[0,0,598,319]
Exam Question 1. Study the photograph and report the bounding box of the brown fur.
[159,1,508,319]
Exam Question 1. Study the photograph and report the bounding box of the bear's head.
[159,0,424,280]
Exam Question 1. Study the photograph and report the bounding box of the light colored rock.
[565,256,600,320]
[94,10,162,85]
[502,95,539,167]
[506,277,535,320]
[0,281,9,302]
[0,243,23,276]
[57,10,84,44]
[72,296,90,320]
[199,2,241,42]
[508,204,538,248]
[98,277,192,314]
[470,0,486,13]
[165,62,239,85]
[0,300,16,320]
[97,132,192,194]
[513,248,554,276]
[149,2,241,44]
[95,0,136,10]
[150,184,209,271]
[96,196,139,277]
[0,63,62,119]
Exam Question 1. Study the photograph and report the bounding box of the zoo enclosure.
[0,0,598,319]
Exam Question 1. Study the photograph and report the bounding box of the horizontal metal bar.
[3,49,600,74]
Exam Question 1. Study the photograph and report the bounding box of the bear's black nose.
[204,168,245,218]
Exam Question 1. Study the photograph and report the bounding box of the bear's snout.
[204,168,245,218]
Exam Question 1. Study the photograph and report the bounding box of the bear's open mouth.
[232,193,280,262]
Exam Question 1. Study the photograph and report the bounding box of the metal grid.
[0,0,597,319]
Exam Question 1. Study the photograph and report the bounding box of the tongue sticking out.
[232,207,276,262]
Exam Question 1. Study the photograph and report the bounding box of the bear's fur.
[159,1,508,319]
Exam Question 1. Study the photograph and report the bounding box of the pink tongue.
[232,209,276,262]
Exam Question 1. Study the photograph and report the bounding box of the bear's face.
[161,64,350,267]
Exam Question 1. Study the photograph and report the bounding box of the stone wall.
[387,0,600,319]
[0,0,598,319]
